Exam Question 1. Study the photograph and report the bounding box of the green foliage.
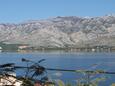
[56,80,65,86]
[21,78,34,86]
[66,83,72,86]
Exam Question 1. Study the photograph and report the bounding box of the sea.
[0,50,115,86]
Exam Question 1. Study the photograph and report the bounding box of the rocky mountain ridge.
[0,15,115,48]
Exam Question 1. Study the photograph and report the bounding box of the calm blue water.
[0,51,115,86]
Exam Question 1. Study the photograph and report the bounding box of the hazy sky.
[0,0,115,23]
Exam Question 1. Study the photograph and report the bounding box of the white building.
[0,47,2,50]
[18,45,28,50]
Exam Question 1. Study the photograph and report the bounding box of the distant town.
[1,42,115,52]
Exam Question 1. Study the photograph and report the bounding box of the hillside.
[0,15,115,48]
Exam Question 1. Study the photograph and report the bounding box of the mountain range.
[0,15,115,48]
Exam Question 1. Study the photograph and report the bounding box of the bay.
[0,51,115,86]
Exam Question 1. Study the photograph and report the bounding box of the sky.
[0,0,115,23]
